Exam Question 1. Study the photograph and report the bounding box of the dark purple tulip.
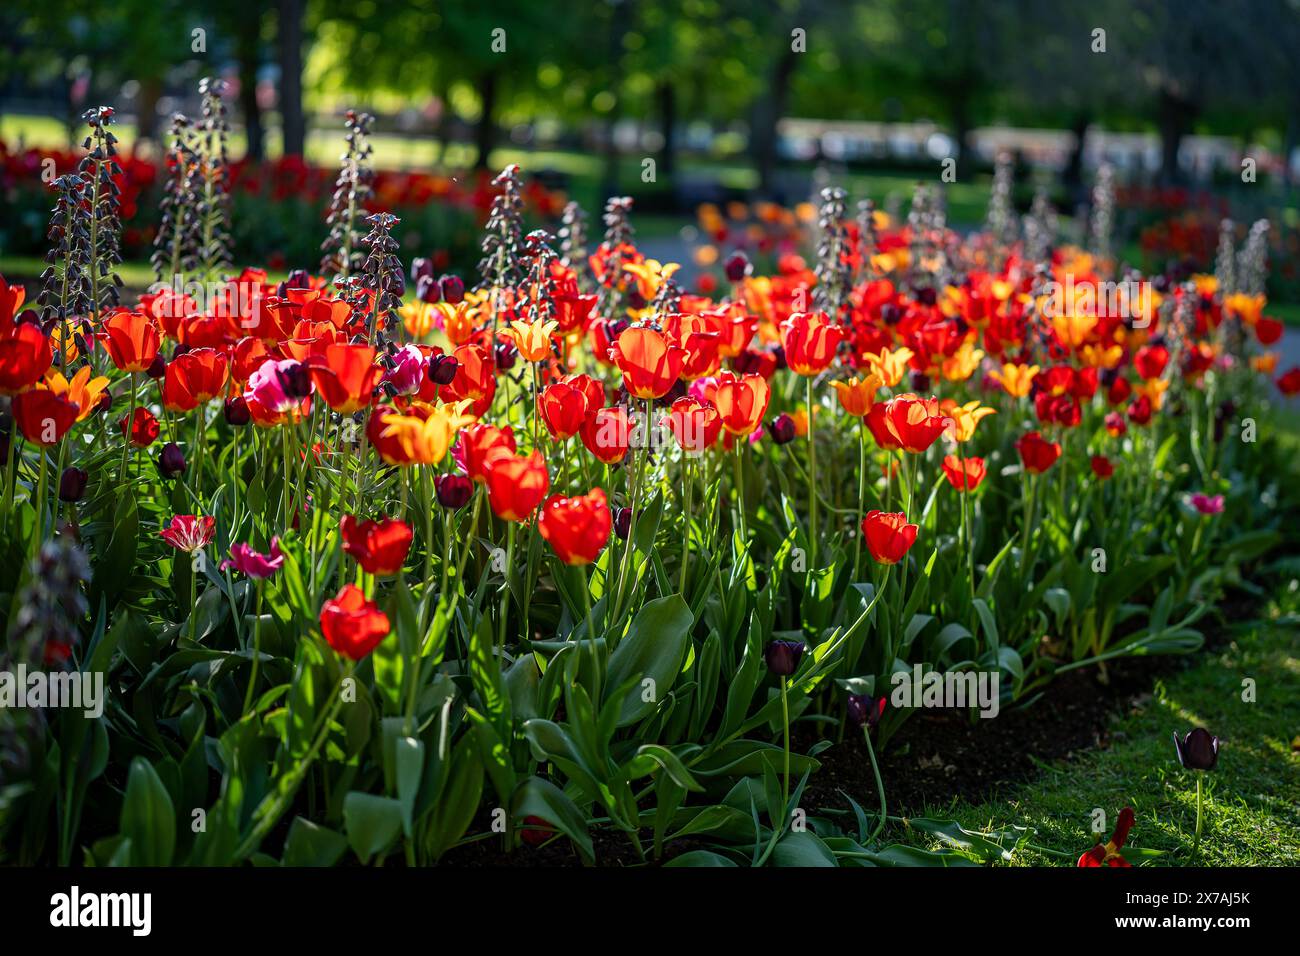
[93,388,113,414]
[145,353,166,379]
[909,370,931,393]
[58,467,88,502]
[1173,728,1219,771]
[494,341,517,371]
[772,345,788,372]
[159,442,187,479]
[438,274,465,304]
[627,289,647,311]
[847,694,885,729]
[881,303,901,326]
[724,250,751,283]
[434,473,473,510]
[284,269,311,291]
[223,396,251,426]
[612,506,633,540]
[769,413,797,445]
[764,639,805,676]
[276,361,312,399]
[416,274,442,304]
[410,257,434,283]
[429,353,459,385]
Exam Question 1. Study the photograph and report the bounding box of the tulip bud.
[58,467,88,502]
[612,506,633,540]
[224,396,251,426]
[429,353,459,385]
[145,353,166,379]
[881,303,901,326]
[494,341,518,371]
[416,274,442,304]
[439,274,465,304]
[1172,727,1219,771]
[627,289,647,311]
[846,693,885,729]
[772,345,788,371]
[909,370,931,392]
[159,441,187,478]
[769,413,797,445]
[724,250,751,283]
[764,639,805,676]
[284,269,311,291]
[916,286,937,307]
[434,473,473,510]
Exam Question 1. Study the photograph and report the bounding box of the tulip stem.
[779,676,791,818]
[852,420,866,583]
[806,376,818,566]
[732,441,748,544]
[188,556,198,644]
[1192,773,1204,862]
[862,726,888,843]
[29,447,47,563]
[498,521,516,654]
[679,456,693,596]
[118,372,137,485]
[959,446,975,614]
[243,582,264,715]
[582,571,600,703]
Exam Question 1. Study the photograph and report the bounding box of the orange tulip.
[101,311,160,373]
[713,372,771,435]
[309,343,382,415]
[831,374,881,417]
[941,454,986,492]
[610,327,686,399]
[870,394,948,454]
[779,311,844,376]
[864,346,914,388]
[509,318,559,363]
[41,366,109,422]
[163,349,230,413]
[990,362,1040,398]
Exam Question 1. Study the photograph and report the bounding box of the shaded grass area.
[894,601,1300,866]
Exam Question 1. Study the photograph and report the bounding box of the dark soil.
[801,654,1174,817]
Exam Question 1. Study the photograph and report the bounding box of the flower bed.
[0,99,1296,868]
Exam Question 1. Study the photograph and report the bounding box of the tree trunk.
[1061,110,1091,206]
[277,0,306,157]
[237,22,264,161]
[135,77,163,145]
[752,49,798,199]
[1157,87,1195,186]
[473,70,498,171]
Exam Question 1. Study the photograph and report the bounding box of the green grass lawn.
[894,598,1300,866]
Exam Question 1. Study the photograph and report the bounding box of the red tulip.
[340,514,413,576]
[163,348,230,412]
[120,406,161,447]
[871,394,948,454]
[12,388,78,446]
[459,424,517,483]
[538,488,612,565]
[580,405,632,465]
[861,510,918,565]
[484,449,551,521]
[0,322,53,395]
[941,454,986,492]
[1016,431,1061,474]
[1077,807,1135,867]
[320,584,391,660]
[538,380,590,440]
[661,396,722,454]
[1090,455,1114,479]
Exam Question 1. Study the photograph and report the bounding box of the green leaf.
[772,829,838,867]
[342,792,403,864]
[512,776,594,865]
[282,818,348,867]
[602,594,694,726]
[120,757,175,866]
